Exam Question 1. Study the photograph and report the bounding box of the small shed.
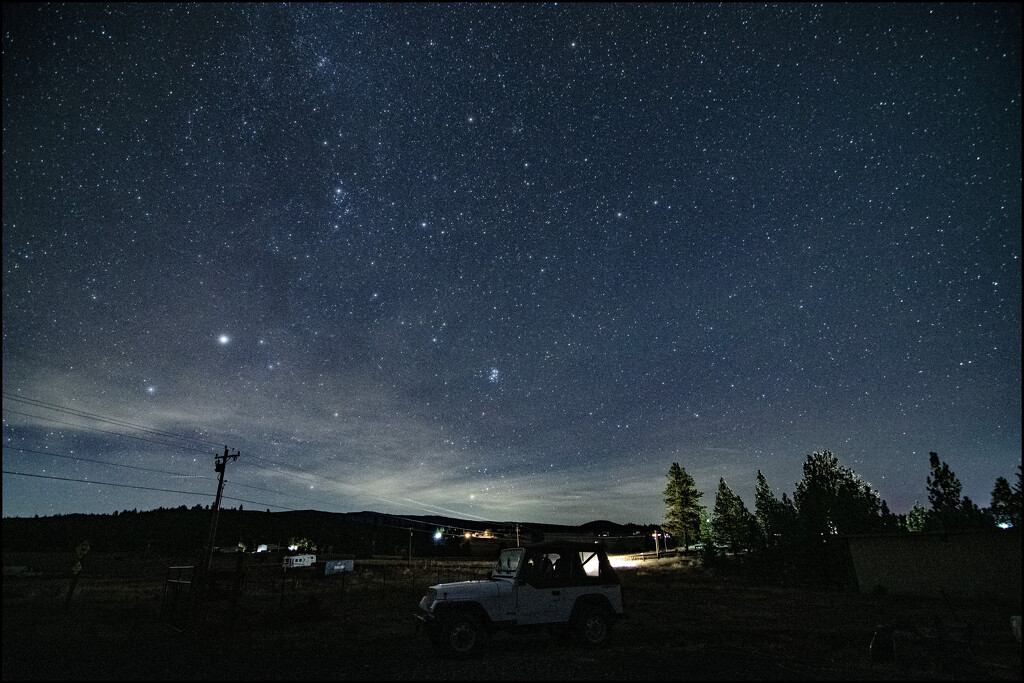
[846,529,1021,603]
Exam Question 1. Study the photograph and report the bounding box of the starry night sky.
[3,3,1020,526]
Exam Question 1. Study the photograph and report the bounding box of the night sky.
[3,3,1020,527]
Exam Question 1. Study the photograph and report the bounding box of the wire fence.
[3,552,497,632]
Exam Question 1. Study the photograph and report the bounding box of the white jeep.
[415,541,625,657]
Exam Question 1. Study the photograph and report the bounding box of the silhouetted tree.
[990,466,1022,529]
[1014,465,1024,526]
[925,451,962,531]
[990,477,1015,527]
[793,450,887,538]
[924,452,993,531]
[963,496,994,528]
[711,478,755,552]
[754,470,800,549]
[697,503,713,545]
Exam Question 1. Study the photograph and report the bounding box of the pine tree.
[926,451,963,530]
[990,476,1015,528]
[663,462,703,549]
[754,469,782,549]
[924,452,997,531]
[697,503,713,546]
[793,450,886,537]
[1014,465,1024,527]
[712,478,734,548]
[906,502,928,532]
[778,493,799,536]
[993,465,1023,529]
[712,478,754,552]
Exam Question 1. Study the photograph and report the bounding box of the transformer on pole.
[204,446,240,570]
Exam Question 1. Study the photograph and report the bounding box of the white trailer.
[282,553,316,569]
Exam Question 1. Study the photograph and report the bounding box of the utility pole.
[204,446,240,571]
[515,523,520,546]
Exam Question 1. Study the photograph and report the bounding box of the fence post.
[279,567,286,613]
[64,540,90,612]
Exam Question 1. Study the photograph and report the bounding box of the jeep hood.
[430,578,512,600]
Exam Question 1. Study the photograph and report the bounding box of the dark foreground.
[3,552,1021,680]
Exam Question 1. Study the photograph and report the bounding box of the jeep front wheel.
[573,605,612,648]
[435,613,483,658]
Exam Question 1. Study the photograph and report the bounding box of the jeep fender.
[568,594,615,623]
[432,601,494,630]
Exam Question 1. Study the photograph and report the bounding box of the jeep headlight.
[419,588,437,611]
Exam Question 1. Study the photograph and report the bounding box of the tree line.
[1,507,445,558]
[663,450,1022,582]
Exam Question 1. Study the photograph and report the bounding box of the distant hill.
[578,519,630,534]
[2,508,661,557]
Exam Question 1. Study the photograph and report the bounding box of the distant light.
[219,335,230,344]
[609,555,638,568]
[998,522,1012,529]
[434,529,444,541]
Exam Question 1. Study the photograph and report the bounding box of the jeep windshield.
[492,547,524,578]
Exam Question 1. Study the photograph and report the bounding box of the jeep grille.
[419,588,437,611]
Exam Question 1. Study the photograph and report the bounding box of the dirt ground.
[3,552,1021,680]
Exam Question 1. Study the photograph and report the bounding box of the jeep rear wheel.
[435,613,483,658]
[573,605,612,648]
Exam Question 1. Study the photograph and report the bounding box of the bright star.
[219,335,230,345]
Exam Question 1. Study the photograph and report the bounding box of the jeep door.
[514,551,571,625]
[549,549,622,621]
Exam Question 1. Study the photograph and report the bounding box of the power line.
[2,445,321,502]
[2,392,223,447]
[385,513,496,536]
[3,396,490,522]
[3,408,215,454]
[5,401,441,514]
[6,425,492,521]
[1,396,342,507]
[1,470,297,511]
[3,445,215,480]
[2,469,217,498]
